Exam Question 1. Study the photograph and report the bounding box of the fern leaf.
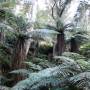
[10,69,30,77]
[12,62,80,90]
[62,52,86,60]
[70,72,90,89]
[28,29,58,41]
[24,62,42,71]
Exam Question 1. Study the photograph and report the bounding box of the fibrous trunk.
[12,38,31,69]
[70,37,79,52]
[11,37,30,84]
[55,31,65,56]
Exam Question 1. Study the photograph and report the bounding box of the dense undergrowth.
[0,0,90,90]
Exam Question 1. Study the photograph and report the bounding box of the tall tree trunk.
[11,36,30,85]
[70,37,79,52]
[12,38,30,69]
[55,31,65,56]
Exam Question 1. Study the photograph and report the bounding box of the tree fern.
[28,29,58,42]
[70,72,90,89]
[11,52,90,90]
[0,9,29,32]
[11,59,81,90]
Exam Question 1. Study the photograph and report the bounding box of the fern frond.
[80,43,90,58]
[46,25,57,30]
[62,52,86,60]
[38,61,56,68]
[0,86,10,90]
[24,62,42,71]
[77,59,90,70]
[28,29,58,41]
[31,57,45,63]
[12,61,80,90]
[54,56,75,64]
[10,69,30,77]
[70,72,90,89]
[30,77,68,90]
[62,52,90,71]
[0,23,14,32]
[0,75,7,85]
[54,55,90,71]
[74,34,89,44]
[0,9,29,32]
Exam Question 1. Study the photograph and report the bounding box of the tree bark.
[70,37,79,53]
[12,38,30,70]
[55,31,65,56]
[11,37,30,85]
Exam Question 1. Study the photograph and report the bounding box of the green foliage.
[54,55,89,71]
[46,19,64,32]
[28,29,58,42]
[56,19,64,31]
[72,29,89,45]
[70,72,90,89]
[62,52,86,60]
[0,75,7,85]
[10,69,30,77]
[0,86,10,90]
[62,52,90,70]
[34,22,47,29]
[11,54,90,90]
[80,43,90,58]
[25,62,42,71]
[0,44,12,65]
[0,9,29,33]
[38,45,53,55]
[0,0,90,90]
[11,56,82,90]
[0,0,16,8]
[36,10,52,25]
